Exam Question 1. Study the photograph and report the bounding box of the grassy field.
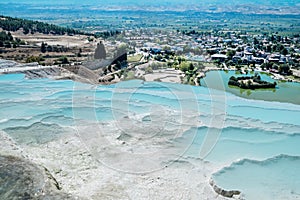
[127,54,143,63]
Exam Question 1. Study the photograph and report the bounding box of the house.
[233,55,242,63]
[269,58,280,63]
[244,52,253,61]
[269,54,281,63]
[254,57,265,64]
[279,56,287,64]
[211,54,228,62]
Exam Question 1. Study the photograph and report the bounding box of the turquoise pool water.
[0,73,299,199]
[200,70,300,105]
[212,155,300,200]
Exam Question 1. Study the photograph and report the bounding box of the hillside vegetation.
[0,15,85,35]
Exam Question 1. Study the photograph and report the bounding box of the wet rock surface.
[0,155,74,200]
[209,178,241,198]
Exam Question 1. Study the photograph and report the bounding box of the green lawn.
[128,54,143,63]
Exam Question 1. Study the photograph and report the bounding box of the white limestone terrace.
[0,59,103,84]
[0,59,88,81]
[0,59,56,74]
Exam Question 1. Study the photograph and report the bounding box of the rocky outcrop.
[24,67,61,79]
[0,155,75,200]
[209,178,241,198]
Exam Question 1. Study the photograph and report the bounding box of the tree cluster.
[41,42,68,53]
[261,63,292,75]
[0,15,86,36]
[94,30,121,39]
[0,31,25,48]
[228,74,277,90]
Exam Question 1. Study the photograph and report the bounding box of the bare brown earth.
[0,30,98,64]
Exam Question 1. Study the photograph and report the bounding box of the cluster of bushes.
[26,55,45,64]
[56,56,69,64]
[0,31,25,48]
[41,42,68,53]
[228,74,277,89]
[178,62,204,85]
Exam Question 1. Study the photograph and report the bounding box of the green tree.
[59,56,69,64]
[7,32,13,41]
[4,41,11,48]
[281,48,288,56]
[179,62,190,72]
[226,50,236,59]
[279,64,290,75]
[188,63,195,71]
[253,37,259,45]
[41,42,46,53]
[163,46,171,51]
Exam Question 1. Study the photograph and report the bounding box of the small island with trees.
[228,73,277,90]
